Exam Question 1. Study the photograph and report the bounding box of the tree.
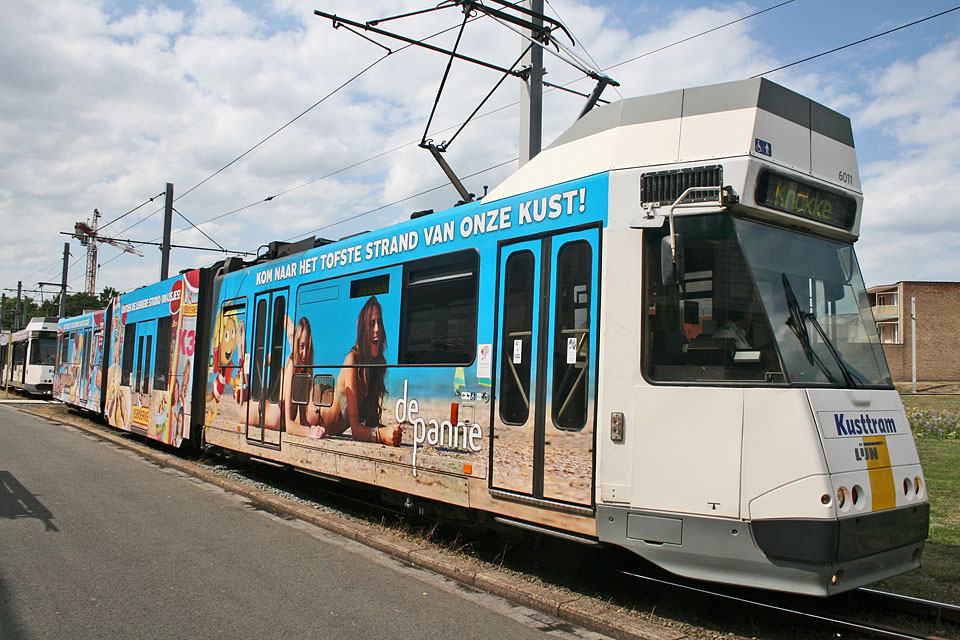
[1,286,119,331]
[99,287,120,306]
[1,296,41,331]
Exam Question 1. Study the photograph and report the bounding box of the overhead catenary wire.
[95,14,495,251]
[602,0,797,74]
[101,52,394,242]
[172,207,226,253]
[98,191,167,232]
[173,53,393,206]
[751,5,960,77]
[285,157,518,243]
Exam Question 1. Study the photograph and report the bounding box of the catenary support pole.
[160,182,173,280]
[15,281,22,331]
[519,0,543,166]
[59,243,70,318]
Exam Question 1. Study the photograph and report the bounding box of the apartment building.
[867,281,960,382]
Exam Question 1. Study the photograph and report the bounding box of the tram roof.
[550,77,853,150]
[484,77,857,205]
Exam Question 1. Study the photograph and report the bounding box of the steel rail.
[620,570,952,640]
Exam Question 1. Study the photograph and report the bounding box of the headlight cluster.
[902,476,924,500]
[835,484,864,512]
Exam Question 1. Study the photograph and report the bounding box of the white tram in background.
[55,77,928,597]
[3,317,59,395]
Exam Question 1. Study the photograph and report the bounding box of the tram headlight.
[914,476,923,498]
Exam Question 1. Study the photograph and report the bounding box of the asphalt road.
[0,406,606,640]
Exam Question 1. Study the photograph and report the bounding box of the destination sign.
[755,170,856,230]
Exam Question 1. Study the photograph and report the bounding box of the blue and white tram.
[195,77,927,596]
[4,317,59,395]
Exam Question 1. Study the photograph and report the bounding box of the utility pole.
[519,0,544,167]
[59,242,70,318]
[160,182,173,281]
[911,297,917,394]
[1,293,5,331]
[15,281,22,331]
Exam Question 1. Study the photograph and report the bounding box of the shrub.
[907,409,960,439]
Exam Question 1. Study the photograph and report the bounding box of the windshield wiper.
[803,307,867,388]
[781,273,859,387]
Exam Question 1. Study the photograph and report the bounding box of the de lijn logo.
[855,440,882,462]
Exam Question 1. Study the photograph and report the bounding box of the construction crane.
[73,209,143,295]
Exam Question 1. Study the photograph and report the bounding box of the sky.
[1,0,959,308]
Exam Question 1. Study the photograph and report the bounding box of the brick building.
[867,281,960,382]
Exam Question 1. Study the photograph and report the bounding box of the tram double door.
[491,228,599,509]
[75,328,93,404]
[245,288,287,448]
[125,320,157,434]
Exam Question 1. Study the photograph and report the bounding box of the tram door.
[491,229,599,508]
[246,290,286,448]
[129,321,156,432]
[77,328,91,404]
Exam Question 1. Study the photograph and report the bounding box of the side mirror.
[660,234,685,286]
[312,374,335,407]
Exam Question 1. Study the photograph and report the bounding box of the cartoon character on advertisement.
[206,309,241,423]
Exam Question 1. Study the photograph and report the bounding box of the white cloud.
[854,37,960,284]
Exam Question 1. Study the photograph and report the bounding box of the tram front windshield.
[29,338,58,366]
[644,213,892,388]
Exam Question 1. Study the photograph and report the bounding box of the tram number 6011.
[838,170,854,185]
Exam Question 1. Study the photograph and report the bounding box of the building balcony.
[871,304,899,320]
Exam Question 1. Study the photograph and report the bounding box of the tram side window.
[250,299,268,401]
[499,250,535,425]
[59,334,69,366]
[552,240,592,431]
[121,323,136,386]
[13,341,26,366]
[135,334,146,393]
[399,250,478,365]
[643,214,782,383]
[268,297,286,404]
[140,334,152,394]
[154,316,171,391]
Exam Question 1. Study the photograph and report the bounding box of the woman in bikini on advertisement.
[303,296,401,445]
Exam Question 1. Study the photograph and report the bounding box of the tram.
[55,77,928,596]
[55,310,108,413]
[3,317,58,395]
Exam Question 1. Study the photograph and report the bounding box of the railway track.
[619,569,960,639]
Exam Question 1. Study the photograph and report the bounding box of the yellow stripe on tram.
[866,435,896,511]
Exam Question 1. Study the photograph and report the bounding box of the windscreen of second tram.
[643,213,892,388]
